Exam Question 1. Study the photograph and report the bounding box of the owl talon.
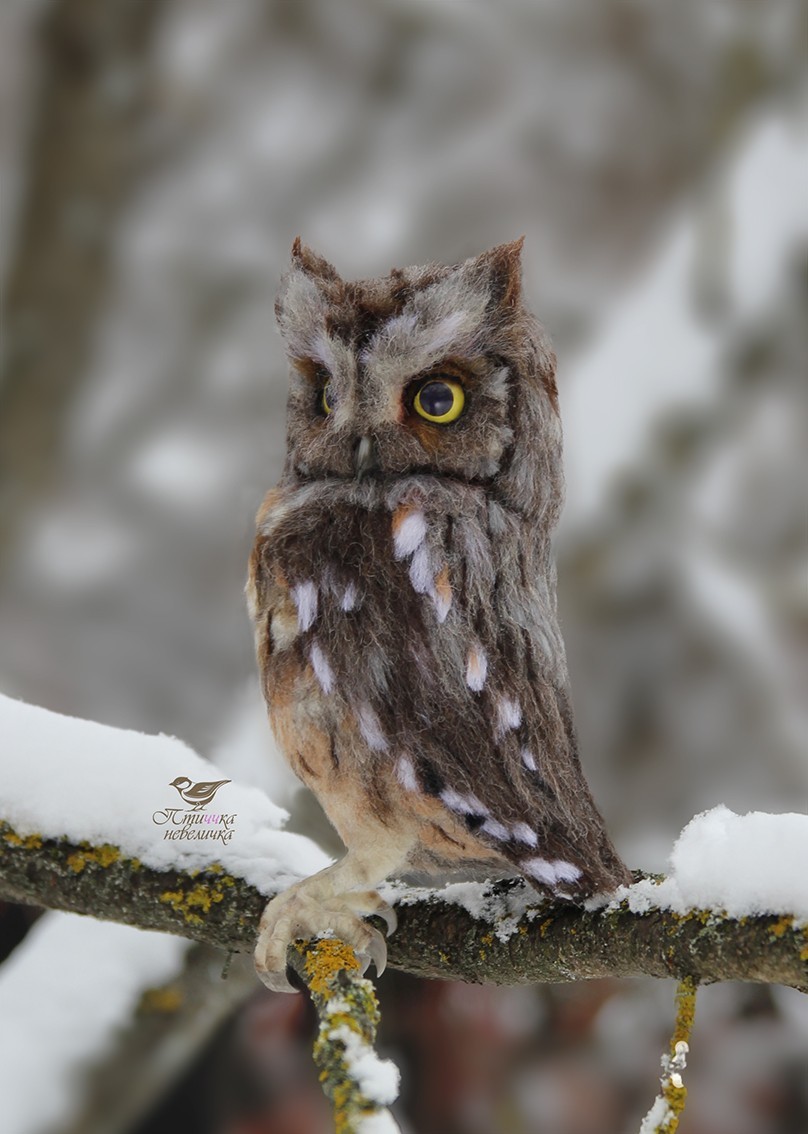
[378,905,397,938]
[254,952,298,995]
[358,926,388,979]
[254,884,396,993]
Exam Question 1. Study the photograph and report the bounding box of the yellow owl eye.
[413,378,465,424]
[321,383,336,415]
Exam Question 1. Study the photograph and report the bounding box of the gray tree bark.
[2,823,805,991]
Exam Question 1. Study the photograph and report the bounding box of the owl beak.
[354,435,378,479]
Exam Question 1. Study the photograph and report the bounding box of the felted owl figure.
[247,237,630,992]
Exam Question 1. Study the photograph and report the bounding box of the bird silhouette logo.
[169,776,231,811]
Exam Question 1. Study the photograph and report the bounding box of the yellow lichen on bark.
[301,938,362,998]
[671,976,697,1048]
[639,977,697,1134]
[159,878,230,925]
[66,843,120,873]
[291,938,399,1133]
[1,825,44,851]
[769,915,795,939]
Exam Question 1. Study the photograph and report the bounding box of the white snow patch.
[638,1094,674,1134]
[0,913,188,1134]
[328,1022,400,1106]
[127,429,234,509]
[639,1039,689,1133]
[356,1111,402,1134]
[333,1026,399,1105]
[562,113,808,524]
[617,805,808,920]
[0,692,330,895]
[391,806,808,942]
[386,878,541,944]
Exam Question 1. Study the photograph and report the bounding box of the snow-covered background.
[0,1,806,1132]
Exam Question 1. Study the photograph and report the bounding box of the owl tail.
[513,823,632,900]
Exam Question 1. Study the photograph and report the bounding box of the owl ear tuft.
[290,237,341,283]
[473,237,525,311]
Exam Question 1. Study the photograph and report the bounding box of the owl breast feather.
[252,476,630,895]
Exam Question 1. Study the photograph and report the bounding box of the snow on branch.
[1,692,807,992]
[637,978,696,1134]
[1,816,806,991]
[288,939,402,1132]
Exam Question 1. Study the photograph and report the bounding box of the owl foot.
[254,885,397,994]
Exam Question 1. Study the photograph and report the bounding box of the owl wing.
[378,498,630,897]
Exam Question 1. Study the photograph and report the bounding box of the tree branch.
[60,945,258,1134]
[2,823,805,991]
[288,939,401,1132]
[637,977,696,1134]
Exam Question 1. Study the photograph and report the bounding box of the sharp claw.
[377,905,398,937]
[365,927,388,978]
[255,889,394,991]
[256,963,299,994]
[254,948,300,995]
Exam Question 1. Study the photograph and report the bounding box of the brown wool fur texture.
[249,238,630,913]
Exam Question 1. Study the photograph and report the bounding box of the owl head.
[274,238,562,520]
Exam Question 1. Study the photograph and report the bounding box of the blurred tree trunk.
[0,0,166,552]
[61,945,258,1134]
